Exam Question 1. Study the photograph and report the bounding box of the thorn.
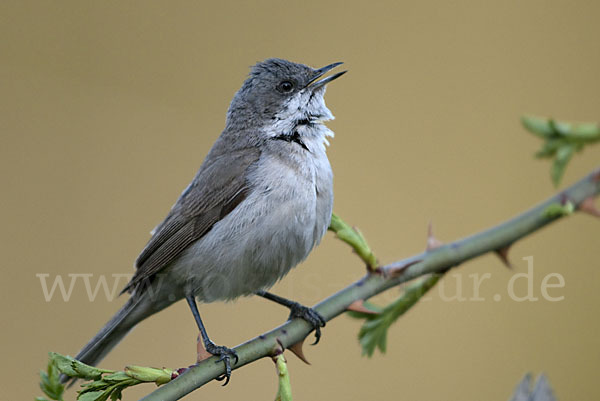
[383,259,422,278]
[288,338,310,365]
[426,221,444,251]
[196,333,212,363]
[579,197,600,218]
[495,245,512,269]
[346,300,378,315]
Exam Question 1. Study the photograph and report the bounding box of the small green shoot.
[329,213,378,270]
[522,116,599,186]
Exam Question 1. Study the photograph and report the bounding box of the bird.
[69,58,346,384]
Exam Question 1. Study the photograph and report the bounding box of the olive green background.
[2,1,599,400]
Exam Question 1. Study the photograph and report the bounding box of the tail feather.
[77,295,145,365]
[61,293,149,384]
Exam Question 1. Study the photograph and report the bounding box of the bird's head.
[226,58,346,137]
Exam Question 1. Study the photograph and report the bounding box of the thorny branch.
[139,167,599,401]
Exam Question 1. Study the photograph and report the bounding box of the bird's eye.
[277,80,295,93]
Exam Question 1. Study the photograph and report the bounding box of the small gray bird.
[70,58,346,384]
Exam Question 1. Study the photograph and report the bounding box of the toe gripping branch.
[257,291,326,344]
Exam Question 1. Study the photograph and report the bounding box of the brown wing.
[122,147,260,293]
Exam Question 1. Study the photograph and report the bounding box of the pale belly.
[168,150,333,303]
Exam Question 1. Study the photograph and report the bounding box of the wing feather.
[122,147,260,293]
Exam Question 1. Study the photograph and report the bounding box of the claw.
[288,303,326,345]
[204,342,238,386]
[311,327,321,345]
[215,372,232,386]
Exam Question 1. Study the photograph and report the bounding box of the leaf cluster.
[349,274,442,357]
[37,353,175,401]
[38,358,65,401]
[522,116,600,186]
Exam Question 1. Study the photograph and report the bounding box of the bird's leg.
[185,294,238,385]
[256,291,326,344]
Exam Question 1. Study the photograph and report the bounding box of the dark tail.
[62,293,150,383]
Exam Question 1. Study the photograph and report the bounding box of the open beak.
[307,62,347,90]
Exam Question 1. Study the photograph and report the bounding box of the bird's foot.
[287,303,326,345]
[204,341,238,386]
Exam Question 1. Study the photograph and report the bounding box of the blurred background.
[2,1,599,400]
